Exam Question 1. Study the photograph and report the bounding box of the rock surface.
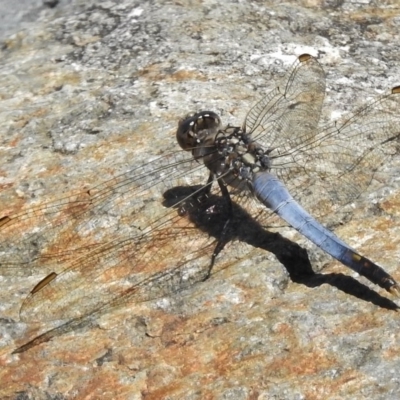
[1,0,400,399]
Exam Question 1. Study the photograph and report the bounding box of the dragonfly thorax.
[213,126,272,184]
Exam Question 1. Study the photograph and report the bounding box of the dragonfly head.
[176,111,221,151]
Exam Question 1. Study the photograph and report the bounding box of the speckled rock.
[1,1,400,399]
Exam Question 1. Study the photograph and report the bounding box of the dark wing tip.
[391,86,400,95]
[298,53,313,63]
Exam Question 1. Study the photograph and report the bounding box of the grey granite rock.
[1,0,400,399]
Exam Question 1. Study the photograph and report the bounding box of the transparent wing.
[244,54,326,152]
[18,197,216,322]
[243,54,400,223]
[270,86,400,220]
[0,150,207,276]
[2,150,237,322]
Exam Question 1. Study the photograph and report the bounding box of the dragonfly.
[1,54,400,353]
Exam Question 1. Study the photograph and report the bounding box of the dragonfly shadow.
[163,185,399,311]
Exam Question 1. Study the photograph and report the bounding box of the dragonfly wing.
[244,54,326,151]
[0,150,205,275]
[275,86,400,221]
[18,177,233,322]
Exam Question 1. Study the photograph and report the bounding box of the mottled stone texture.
[1,0,400,399]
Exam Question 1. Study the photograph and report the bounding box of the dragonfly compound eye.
[176,111,221,151]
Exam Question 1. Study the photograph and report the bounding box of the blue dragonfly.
[1,54,399,353]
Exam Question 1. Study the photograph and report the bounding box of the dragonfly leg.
[197,171,214,200]
[203,178,234,280]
